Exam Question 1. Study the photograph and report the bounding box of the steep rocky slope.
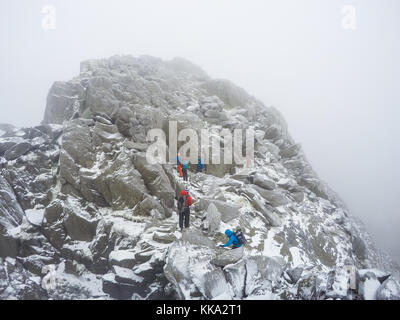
[1,55,399,300]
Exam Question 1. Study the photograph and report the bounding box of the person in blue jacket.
[182,159,189,181]
[220,229,242,248]
[197,157,204,173]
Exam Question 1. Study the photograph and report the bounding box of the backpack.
[178,195,188,213]
[234,229,247,245]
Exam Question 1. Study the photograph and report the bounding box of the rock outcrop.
[0,55,399,300]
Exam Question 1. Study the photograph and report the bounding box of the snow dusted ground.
[1,55,399,300]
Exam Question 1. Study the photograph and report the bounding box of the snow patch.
[25,208,44,226]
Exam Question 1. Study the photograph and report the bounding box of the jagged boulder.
[358,272,381,300]
[89,219,114,261]
[63,205,99,242]
[286,267,303,284]
[4,142,31,160]
[376,278,400,300]
[92,122,123,145]
[242,187,281,227]
[43,81,86,124]
[164,240,217,299]
[211,246,244,267]
[133,195,165,217]
[133,153,175,213]
[244,255,284,296]
[0,139,20,156]
[279,143,301,158]
[253,173,276,190]
[181,229,215,249]
[112,265,145,286]
[115,106,134,137]
[102,273,136,299]
[0,175,24,233]
[223,260,247,298]
[252,185,289,207]
[203,203,221,236]
[153,232,177,244]
[198,198,240,223]
[194,268,232,299]
[94,151,147,209]
[352,236,368,260]
[0,257,49,300]
[109,250,137,269]
[61,120,95,168]
[0,233,19,258]
[250,195,282,227]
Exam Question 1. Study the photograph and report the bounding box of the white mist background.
[1,0,399,262]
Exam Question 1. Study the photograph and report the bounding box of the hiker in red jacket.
[177,188,193,230]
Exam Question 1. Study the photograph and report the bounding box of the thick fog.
[1,0,399,262]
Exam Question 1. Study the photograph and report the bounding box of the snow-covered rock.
[0,54,399,300]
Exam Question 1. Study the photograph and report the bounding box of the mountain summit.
[0,55,399,300]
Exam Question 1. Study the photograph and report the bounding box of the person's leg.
[184,208,190,228]
[179,212,183,230]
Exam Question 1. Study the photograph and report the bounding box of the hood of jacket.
[225,229,233,237]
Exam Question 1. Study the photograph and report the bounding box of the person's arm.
[222,236,234,247]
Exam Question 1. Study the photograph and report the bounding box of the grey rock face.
[109,250,137,269]
[133,153,175,213]
[211,246,244,267]
[0,140,19,156]
[198,198,240,223]
[0,175,24,234]
[253,173,276,190]
[286,267,303,284]
[4,142,31,160]
[1,55,400,300]
[279,143,301,158]
[244,255,284,296]
[43,81,86,124]
[102,273,136,299]
[95,151,147,210]
[63,205,98,242]
[252,185,289,207]
[202,203,221,236]
[376,278,400,300]
[181,229,215,249]
[352,236,368,260]
[242,187,281,227]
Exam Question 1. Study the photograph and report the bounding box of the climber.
[196,157,204,173]
[177,187,193,230]
[177,162,183,178]
[182,158,189,181]
[219,229,244,249]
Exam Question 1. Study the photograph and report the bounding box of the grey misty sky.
[1,0,399,261]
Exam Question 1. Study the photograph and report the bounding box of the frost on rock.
[0,55,399,300]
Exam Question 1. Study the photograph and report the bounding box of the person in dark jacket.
[220,229,242,248]
[177,188,193,230]
[196,157,204,173]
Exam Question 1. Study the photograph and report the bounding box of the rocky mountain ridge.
[0,55,399,300]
